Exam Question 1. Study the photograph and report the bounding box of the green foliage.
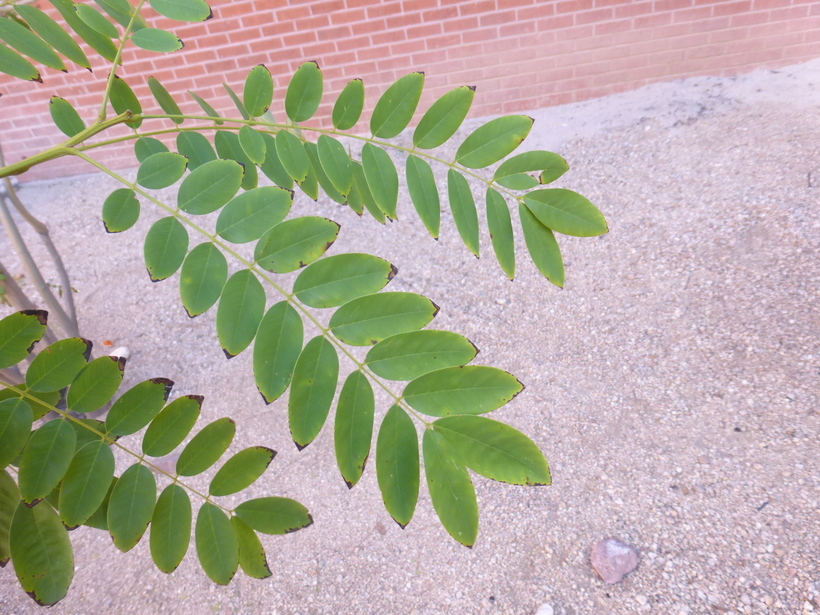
[0,0,609,605]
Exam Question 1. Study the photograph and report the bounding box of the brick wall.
[1,0,818,181]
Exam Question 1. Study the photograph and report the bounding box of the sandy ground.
[0,59,818,615]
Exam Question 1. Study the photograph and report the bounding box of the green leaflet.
[19,419,76,505]
[136,152,187,189]
[58,440,116,528]
[216,186,292,244]
[422,429,478,547]
[352,161,384,222]
[94,0,147,29]
[150,0,212,22]
[142,394,202,457]
[66,355,124,414]
[361,143,398,219]
[486,188,515,279]
[176,131,216,170]
[376,405,418,528]
[148,76,183,123]
[234,497,313,535]
[0,310,47,369]
[105,378,174,437]
[238,125,267,165]
[134,136,169,163]
[275,129,309,182]
[0,399,33,471]
[365,330,478,381]
[433,415,551,486]
[455,115,534,169]
[402,365,524,417]
[50,0,118,63]
[214,130,257,190]
[244,64,273,118]
[523,188,609,237]
[302,141,345,204]
[232,517,271,579]
[187,90,223,124]
[150,484,191,573]
[0,470,19,565]
[24,337,90,393]
[258,132,293,189]
[108,463,156,552]
[49,96,85,137]
[102,188,140,233]
[286,61,323,122]
[75,4,118,38]
[216,269,266,358]
[176,417,235,476]
[288,336,339,450]
[495,173,539,190]
[333,371,374,488]
[209,446,275,496]
[332,78,364,130]
[131,27,183,52]
[254,216,340,274]
[253,302,303,404]
[109,75,142,127]
[370,71,424,138]
[178,158,243,215]
[10,500,73,606]
[15,5,90,70]
[196,503,238,585]
[179,243,228,317]
[0,43,40,82]
[405,155,440,238]
[83,475,115,530]
[70,418,106,451]
[493,150,569,185]
[330,291,439,347]
[0,15,65,71]
[447,169,480,257]
[519,203,564,287]
[413,85,475,149]
[293,253,396,309]
[0,386,59,421]
[223,82,250,120]
[317,135,353,197]
[144,216,189,282]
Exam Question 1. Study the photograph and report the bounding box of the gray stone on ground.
[591,537,640,584]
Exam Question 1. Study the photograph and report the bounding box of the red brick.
[713,0,753,16]
[614,1,652,19]
[593,18,633,36]
[458,1,497,16]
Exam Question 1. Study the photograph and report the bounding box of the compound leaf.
[176,417,235,476]
[433,415,551,485]
[66,355,124,414]
[109,75,142,128]
[447,169,480,257]
[405,155,440,238]
[49,96,84,137]
[317,135,353,197]
[102,188,140,233]
[258,132,293,189]
[494,150,568,185]
[0,469,19,565]
[370,71,424,138]
[176,131,216,170]
[58,440,115,528]
[10,500,73,606]
[376,405,418,528]
[179,243,228,317]
[254,216,339,274]
[293,253,396,309]
[150,483,191,573]
[519,203,564,287]
[216,186,292,244]
[403,366,523,417]
[177,158,243,215]
[15,4,90,70]
[50,0,118,63]
[105,377,174,437]
[413,85,475,149]
[131,27,183,52]
[361,143,398,219]
[25,337,90,393]
[234,497,312,535]
[147,76,183,122]
[209,446,275,496]
[0,41,40,82]
[215,130,257,190]
[75,4,118,38]
[244,64,273,118]
[253,302,303,404]
[134,136,168,163]
[365,330,477,381]
[486,188,515,279]
[0,310,47,369]
[196,503,238,585]
[422,429,477,547]
[216,270,266,358]
[285,60,322,122]
[330,292,438,347]
[275,129,309,183]
[18,418,75,506]
[0,15,65,71]
[288,336,339,450]
[455,115,533,169]
[144,216,189,282]
[188,89,223,124]
[238,125,266,165]
[523,188,608,237]
[150,0,212,22]
[232,517,271,579]
[332,78,363,130]
[108,463,156,552]
[333,371,374,488]
[136,152,187,189]
[142,394,203,457]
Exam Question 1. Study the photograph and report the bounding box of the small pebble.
[534,604,554,615]
[591,537,640,584]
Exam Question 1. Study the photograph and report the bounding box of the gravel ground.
[1,59,818,615]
